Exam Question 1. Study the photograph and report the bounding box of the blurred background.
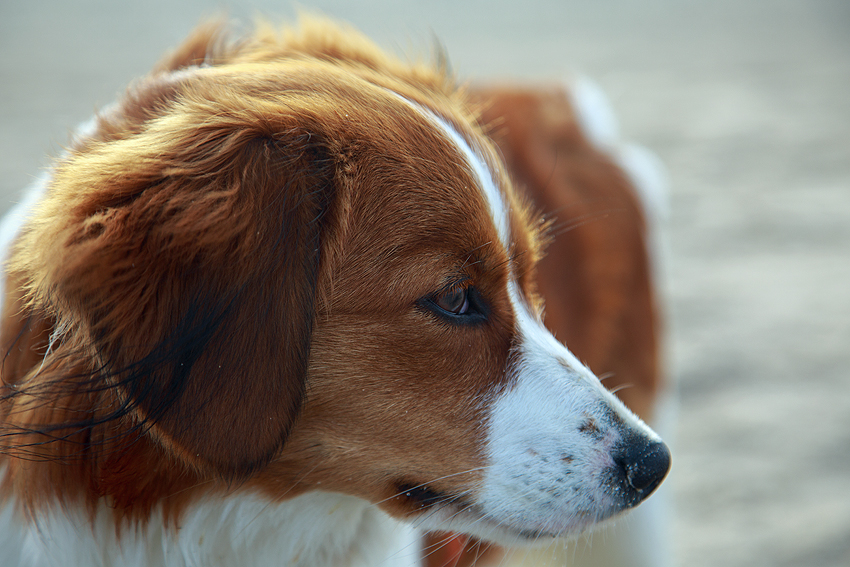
[1,1,848,565]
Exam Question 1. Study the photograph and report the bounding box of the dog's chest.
[0,490,421,567]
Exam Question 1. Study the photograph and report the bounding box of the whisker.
[609,383,634,395]
[419,532,468,564]
[461,241,493,270]
[548,207,626,237]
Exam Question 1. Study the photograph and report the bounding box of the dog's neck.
[0,487,421,567]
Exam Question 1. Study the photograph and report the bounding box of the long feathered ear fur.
[2,73,337,478]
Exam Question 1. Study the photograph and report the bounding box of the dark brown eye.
[419,284,487,325]
[433,287,470,315]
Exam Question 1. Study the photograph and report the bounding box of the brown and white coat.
[0,18,668,567]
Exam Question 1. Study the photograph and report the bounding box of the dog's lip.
[395,482,472,511]
[394,482,622,541]
[414,496,611,542]
[474,509,605,541]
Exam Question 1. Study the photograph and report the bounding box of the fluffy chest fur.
[1,487,421,567]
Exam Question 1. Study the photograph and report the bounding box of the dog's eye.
[419,283,487,325]
[421,285,490,327]
[434,287,470,315]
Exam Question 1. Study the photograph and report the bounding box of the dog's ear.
[14,93,337,477]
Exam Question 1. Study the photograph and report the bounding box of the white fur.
[1,489,420,567]
[0,111,102,301]
[568,76,669,224]
[0,172,49,302]
[420,114,511,250]
[569,77,621,151]
[479,282,658,539]
[383,90,511,249]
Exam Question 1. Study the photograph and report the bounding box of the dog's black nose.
[613,437,670,507]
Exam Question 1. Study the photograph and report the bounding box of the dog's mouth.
[390,475,643,544]
[395,482,471,511]
[391,480,578,542]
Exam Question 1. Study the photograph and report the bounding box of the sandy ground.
[2,1,849,566]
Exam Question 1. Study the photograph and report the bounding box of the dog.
[0,18,669,567]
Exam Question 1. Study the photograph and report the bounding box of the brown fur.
[1,19,545,528]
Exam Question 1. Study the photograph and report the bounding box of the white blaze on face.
[391,92,663,541]
[383,91,511,249]
[481,281,662,538]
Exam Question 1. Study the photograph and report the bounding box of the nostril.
[625,441,670,490]
[614,439,671,502]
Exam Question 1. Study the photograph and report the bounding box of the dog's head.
[2,20,668,543]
